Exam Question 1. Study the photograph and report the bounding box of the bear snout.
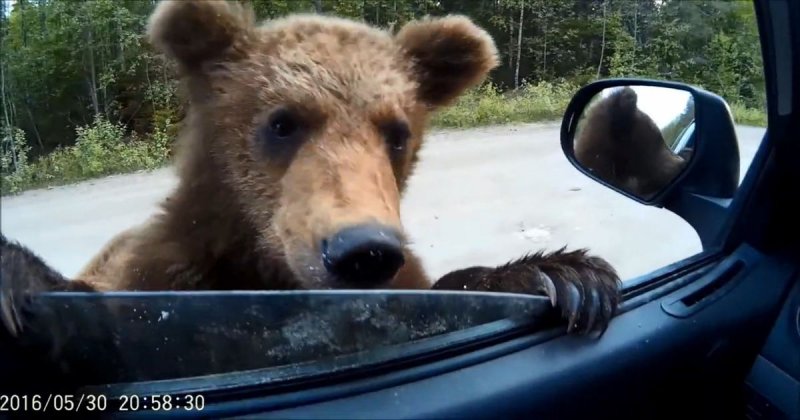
[320,224,405,287]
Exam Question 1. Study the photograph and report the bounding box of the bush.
[1,126,33,194]
[729,102,767,127]
[1,115,174,195]
[431,81,577,129]
[430,79,768,131]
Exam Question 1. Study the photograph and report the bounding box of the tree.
[0,0,766,165]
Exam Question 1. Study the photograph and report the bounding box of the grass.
[729,102,768,127]
[1,81,768,196]
[430,81,577,129]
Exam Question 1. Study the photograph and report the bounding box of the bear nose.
[321,224,405,287]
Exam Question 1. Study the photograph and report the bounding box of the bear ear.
[395,15,499,108]
[147,0,255,71]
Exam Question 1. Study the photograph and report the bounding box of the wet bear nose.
[321,224,405,287]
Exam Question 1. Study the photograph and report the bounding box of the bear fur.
[1,0,621,339]
[574,86,692,198]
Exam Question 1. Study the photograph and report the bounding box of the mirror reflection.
[572,86,695,199]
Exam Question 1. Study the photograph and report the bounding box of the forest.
[0,0,766,195]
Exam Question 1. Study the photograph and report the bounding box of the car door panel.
[179,244,796,419]
[744,278,800,419]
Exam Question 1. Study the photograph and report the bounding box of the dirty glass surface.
[18,290,551,393]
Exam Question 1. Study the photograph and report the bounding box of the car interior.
[0,0,798,418]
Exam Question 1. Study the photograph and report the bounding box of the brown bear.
[573,86,691,198]
[1,0,621,338]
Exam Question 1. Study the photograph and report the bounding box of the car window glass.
[0,0,766,384]
[22,291,550,388]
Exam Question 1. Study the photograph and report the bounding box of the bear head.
[147,0,499,289]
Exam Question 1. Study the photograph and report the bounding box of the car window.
[0,0,766,386]
[19,291,549,389]
[404,0,766,283]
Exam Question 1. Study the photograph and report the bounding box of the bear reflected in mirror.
[573,86,694,199]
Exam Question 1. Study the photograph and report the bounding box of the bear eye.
[267,107,300,140]
[256,106,307,163]
[380,120,411,153]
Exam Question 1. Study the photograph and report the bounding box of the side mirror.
[561,78,741,249]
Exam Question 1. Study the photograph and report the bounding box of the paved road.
[1,123,765,283]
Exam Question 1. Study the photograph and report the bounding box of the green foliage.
[1,115,172,195]
[431,81,576,129]
[729,102,767,127]
[0,0,770,195]
[1,126,33,194]
[2,0,179,155]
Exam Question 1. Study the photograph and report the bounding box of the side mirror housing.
[560,78,741,249]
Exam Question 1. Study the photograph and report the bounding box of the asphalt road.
[1,122,765,283]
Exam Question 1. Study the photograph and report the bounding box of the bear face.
[574,86,689,199]
[147,0,499,289]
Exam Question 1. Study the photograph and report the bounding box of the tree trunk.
[119,16,125,68]
[632,0,638,70]
[86,28,100,116]
[1,64,18,171]
[313,0,323,13]
[20,0,27,46]
[24,104,43,150]
[515,0,524,89]
[542,21,547,77]
[508,7,515,69]
[597,0,607,78]
[39,0,47,34]
[1,65,11,130]
[144,56,155,115]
